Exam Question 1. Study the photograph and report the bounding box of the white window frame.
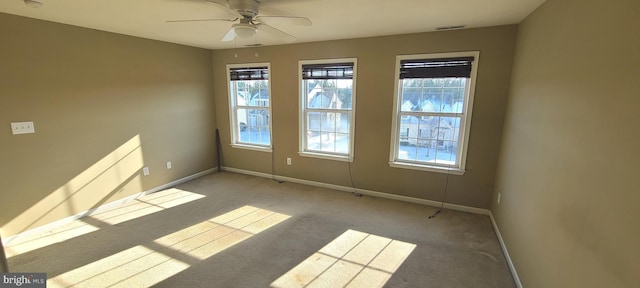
[389,51,479,175]
[298,58,357,162]
[227,63,273,152]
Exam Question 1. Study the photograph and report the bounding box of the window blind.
[229,66,269,81]
[302,63,354,80]
[399,57,474,79]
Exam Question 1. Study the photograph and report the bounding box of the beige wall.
[212,26,517,209]
[0,13,216,237]
[493,0,639,287]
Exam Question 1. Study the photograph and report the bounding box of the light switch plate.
[11,121,35,134]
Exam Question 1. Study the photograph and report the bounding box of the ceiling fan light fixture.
[232,23,256,38]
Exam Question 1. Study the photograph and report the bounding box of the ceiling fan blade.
[221,27,237,42]
[255,16,312,26]
[204,0,242,18]
[166,18,237,23]
[204,0,226,4]
[256,23,296,43]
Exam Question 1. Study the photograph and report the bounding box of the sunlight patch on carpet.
[154,205,290,260]
[271,229,416,288]
[4,221,100,258]
[4,188,204,257]
[48,245,189,288]
[90,188,205,225]
[48,205,289,287]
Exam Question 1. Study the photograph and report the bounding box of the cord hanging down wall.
[348,158,361,197]
[216,129,222,172]
[428,149,455,219]
[271,148,284,184]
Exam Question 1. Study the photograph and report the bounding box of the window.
[227,64,272,150]
[299,59,357,161]
[389,52,479,174]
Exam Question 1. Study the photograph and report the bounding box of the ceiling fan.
[168,0,312,43]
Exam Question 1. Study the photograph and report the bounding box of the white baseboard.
[489,212,523,288]
[2,168,217,245]
[221,166,490,215]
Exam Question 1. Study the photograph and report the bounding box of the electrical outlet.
[166,161,172,169]
[143,167,150,176]
[286,157,292,165]
[497,193,501,204]
[11,121,35,134]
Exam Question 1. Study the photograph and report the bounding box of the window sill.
[389,161,465,175]
[299,151,353,162]
[231,143,272,153]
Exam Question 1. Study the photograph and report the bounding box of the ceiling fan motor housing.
[230,0,260,18]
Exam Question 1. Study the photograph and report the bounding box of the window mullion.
[399,111,464,118]
[306,107,347,113]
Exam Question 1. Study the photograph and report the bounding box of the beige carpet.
[6,171,514,287]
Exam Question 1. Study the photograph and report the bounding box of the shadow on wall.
[2,135,145,239]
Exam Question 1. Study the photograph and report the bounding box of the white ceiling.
[0,0,546,50]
